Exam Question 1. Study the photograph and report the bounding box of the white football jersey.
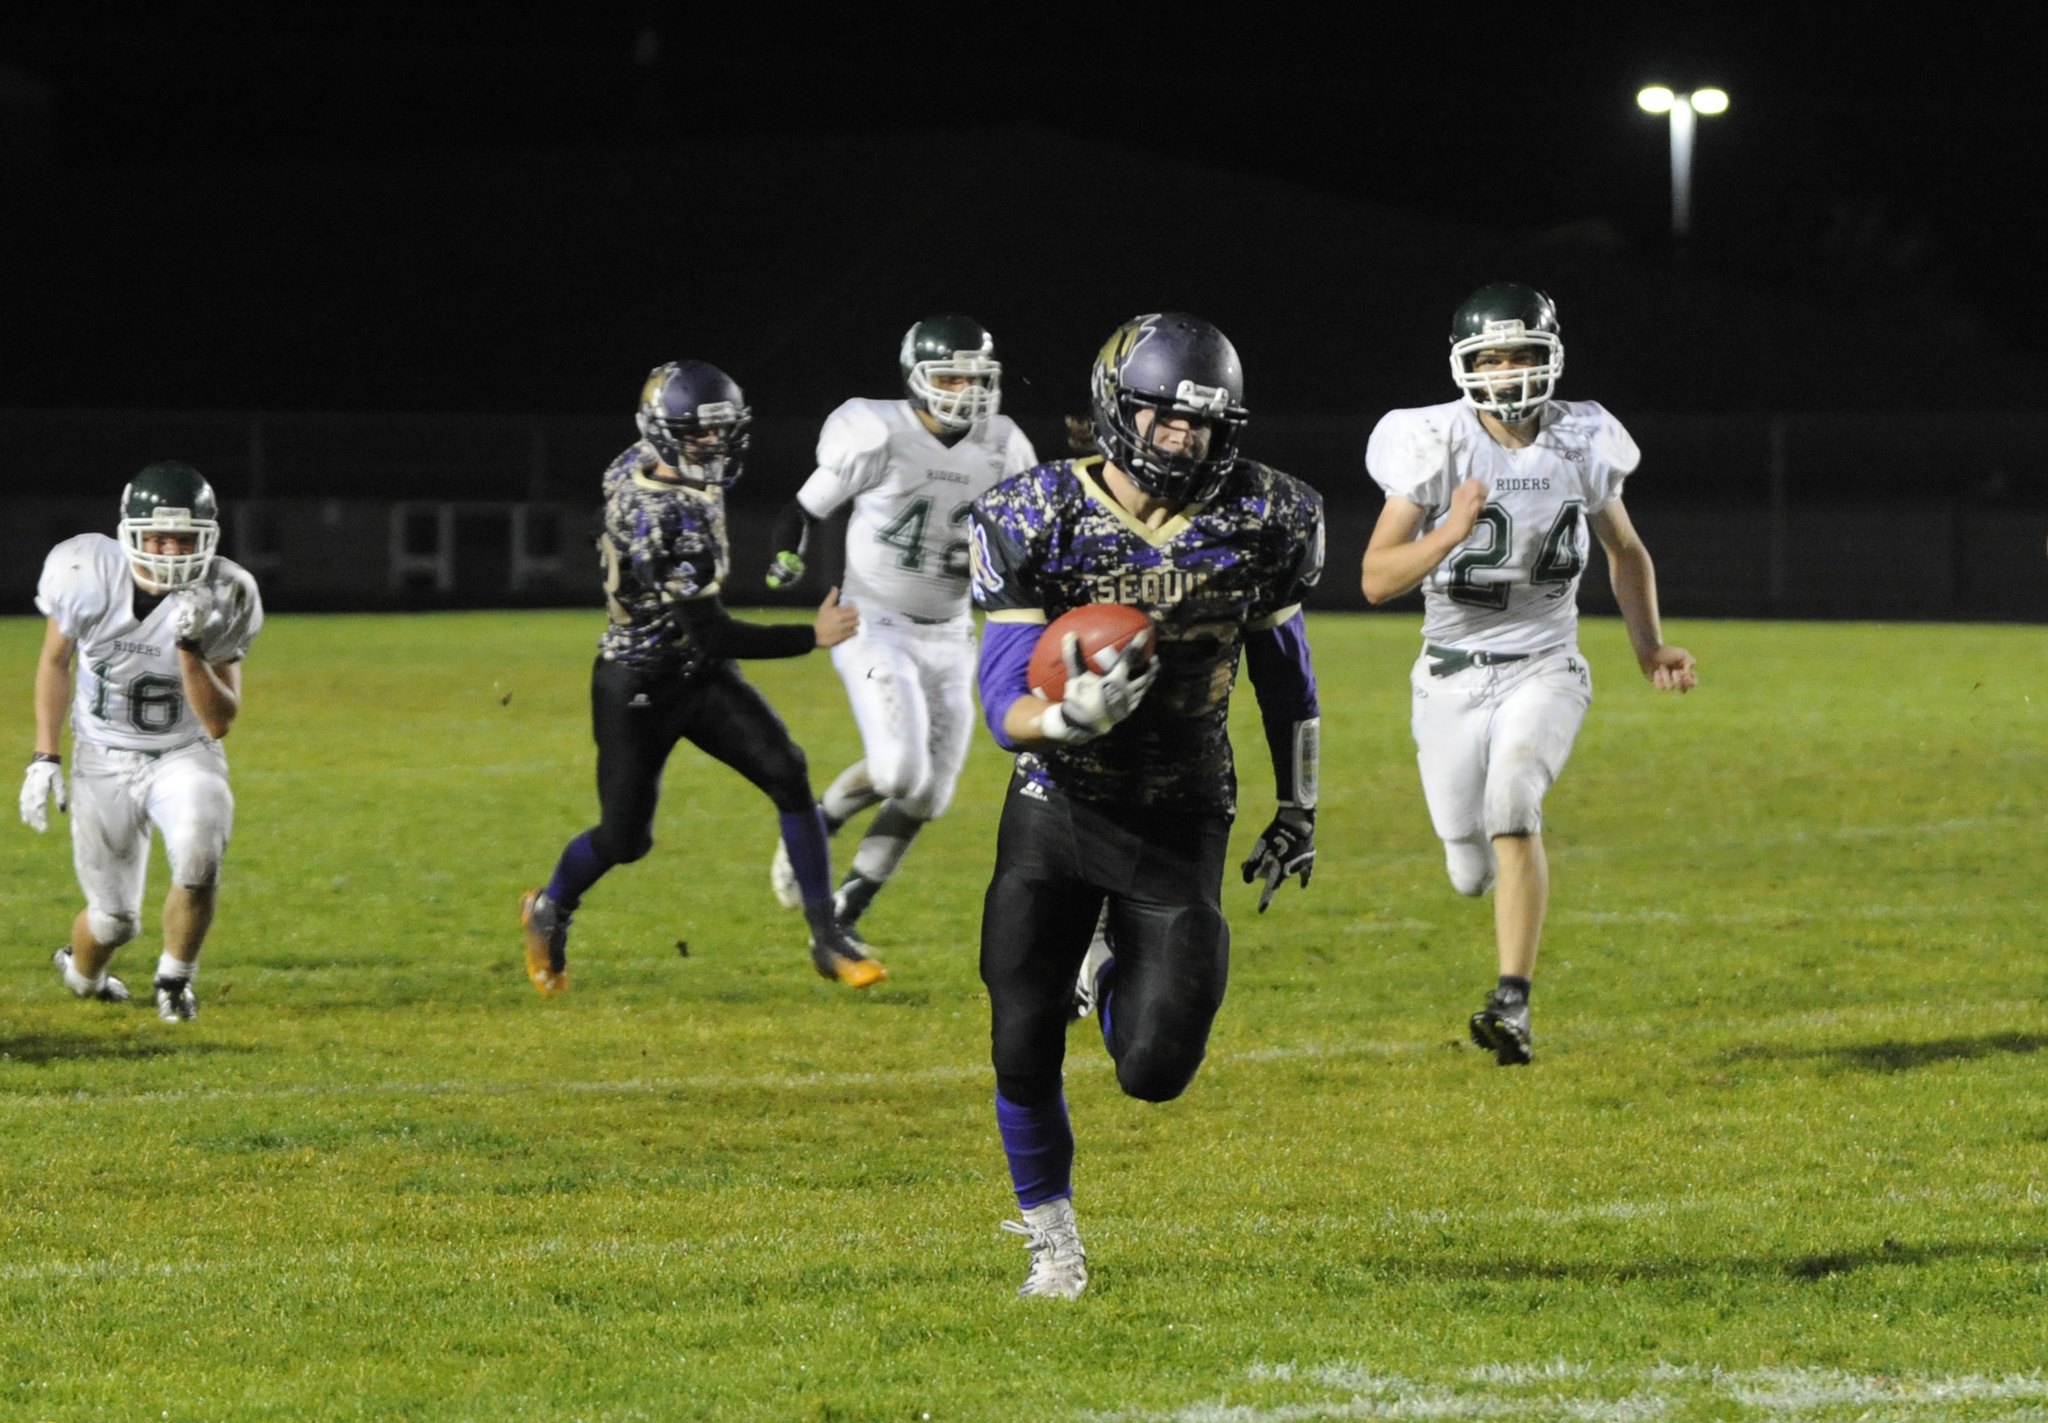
[798,398,1037,622]
[1367,398,1638,654]
[36,534,264,752]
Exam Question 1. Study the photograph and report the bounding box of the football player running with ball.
[969,313,1325,1299]
[1361,282,1697,1066]
[22,461,264,1022]
[518,360,882,995]
[762,315,1038,949]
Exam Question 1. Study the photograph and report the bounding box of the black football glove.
[764,550,806,590]
[1241,806,1315,912]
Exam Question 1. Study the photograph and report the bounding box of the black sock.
[836,869,883,926]
[1497,975,1532,1002]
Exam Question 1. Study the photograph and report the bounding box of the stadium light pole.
[1637,85,1728,239]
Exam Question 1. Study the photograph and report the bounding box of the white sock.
[156,954,194,983]
[62,954,104,996]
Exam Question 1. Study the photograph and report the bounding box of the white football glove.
[1038,631,1159,744]
[173,582,248,661]
[20,758,66,834]
[172,585,218,645]
[1241,806,1316,912]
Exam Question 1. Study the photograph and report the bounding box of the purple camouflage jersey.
[970,455,1324,815]
[596,442,731,673]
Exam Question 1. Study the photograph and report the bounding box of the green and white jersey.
[36,533,264,752]
[798,398,1037,623]
[1366,398,1638,654]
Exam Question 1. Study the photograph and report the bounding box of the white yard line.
[1091,1363,2048,1422]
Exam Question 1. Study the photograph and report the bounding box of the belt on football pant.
[1425,644,1531,678]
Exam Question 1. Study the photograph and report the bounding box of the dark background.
[4,9,2038,431]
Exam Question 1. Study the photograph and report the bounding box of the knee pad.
[863,745,929,805]
[1483,741,1555,839]
[87,908,140,949]
[1444,837,1496,896]
[168,852,222,890]
[1112,902,1227,1104]
[1116,1042,1205,1104]
[895,778,951,821]
[994,1069,1065,1108]
[764,747,814,815]
[592,826,653,865]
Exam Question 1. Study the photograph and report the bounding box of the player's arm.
[1590,497,1696,692]
[977,619,1154,749]
[980,621,1060,748]
[770,408,874,589]
[765,499,821,590]
[1240,610,1321,910]
[1360,481,1489,603]
[21,620,76,832]
[179,650,244,739]
[672,587,858,657]
[33,619,76,759]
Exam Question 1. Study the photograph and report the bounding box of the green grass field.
[1,609,2043,1422]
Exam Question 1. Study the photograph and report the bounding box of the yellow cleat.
[810,929,887,990]
[519,888,571,997]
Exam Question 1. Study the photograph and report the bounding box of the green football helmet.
[1448,282,1564,424]
[899,313,1001,431]
[119,460,220,590]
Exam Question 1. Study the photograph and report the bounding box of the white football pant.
[1409,646,1591,896]
[828,610,976,821]
[70,739,234,944]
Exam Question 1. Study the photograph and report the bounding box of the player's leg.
[768,625,905,910]
[837,625,975,938]
[146,741,234,1021]
[983,778,1104,1299]
[60,744,149,1003]
[1471,652,1593,1065]
[1093,811,1232,1103]
[1411,656,1495,896]
[826,620,912,831]
[682,668,883,987]
[521,659,682,996]
[771,759,879,910]
[821,626,935,935]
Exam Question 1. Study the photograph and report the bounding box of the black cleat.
[518,888,570,997]
[1469,988,1533,1066]
[154,976,198,1022]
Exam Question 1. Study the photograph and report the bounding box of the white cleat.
[53,947,130,1003]
[1070,913,1114,1020]
[769,837,803,912]
[1001,1197,1088,1300]
[155,976,198,1023]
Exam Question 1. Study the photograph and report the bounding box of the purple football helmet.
[1089,312,1248,505]
[635,360,753,487]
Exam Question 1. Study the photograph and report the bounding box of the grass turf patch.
[1,610,2042,1421]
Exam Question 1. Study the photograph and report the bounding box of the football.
[1027,603,1157,702]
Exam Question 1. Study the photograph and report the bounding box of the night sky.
[4,9,2036,422]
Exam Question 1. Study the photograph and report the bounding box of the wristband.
[30,752,60,766]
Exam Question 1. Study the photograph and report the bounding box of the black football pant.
[586,657,813,866]
[981,774,1232,1107]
